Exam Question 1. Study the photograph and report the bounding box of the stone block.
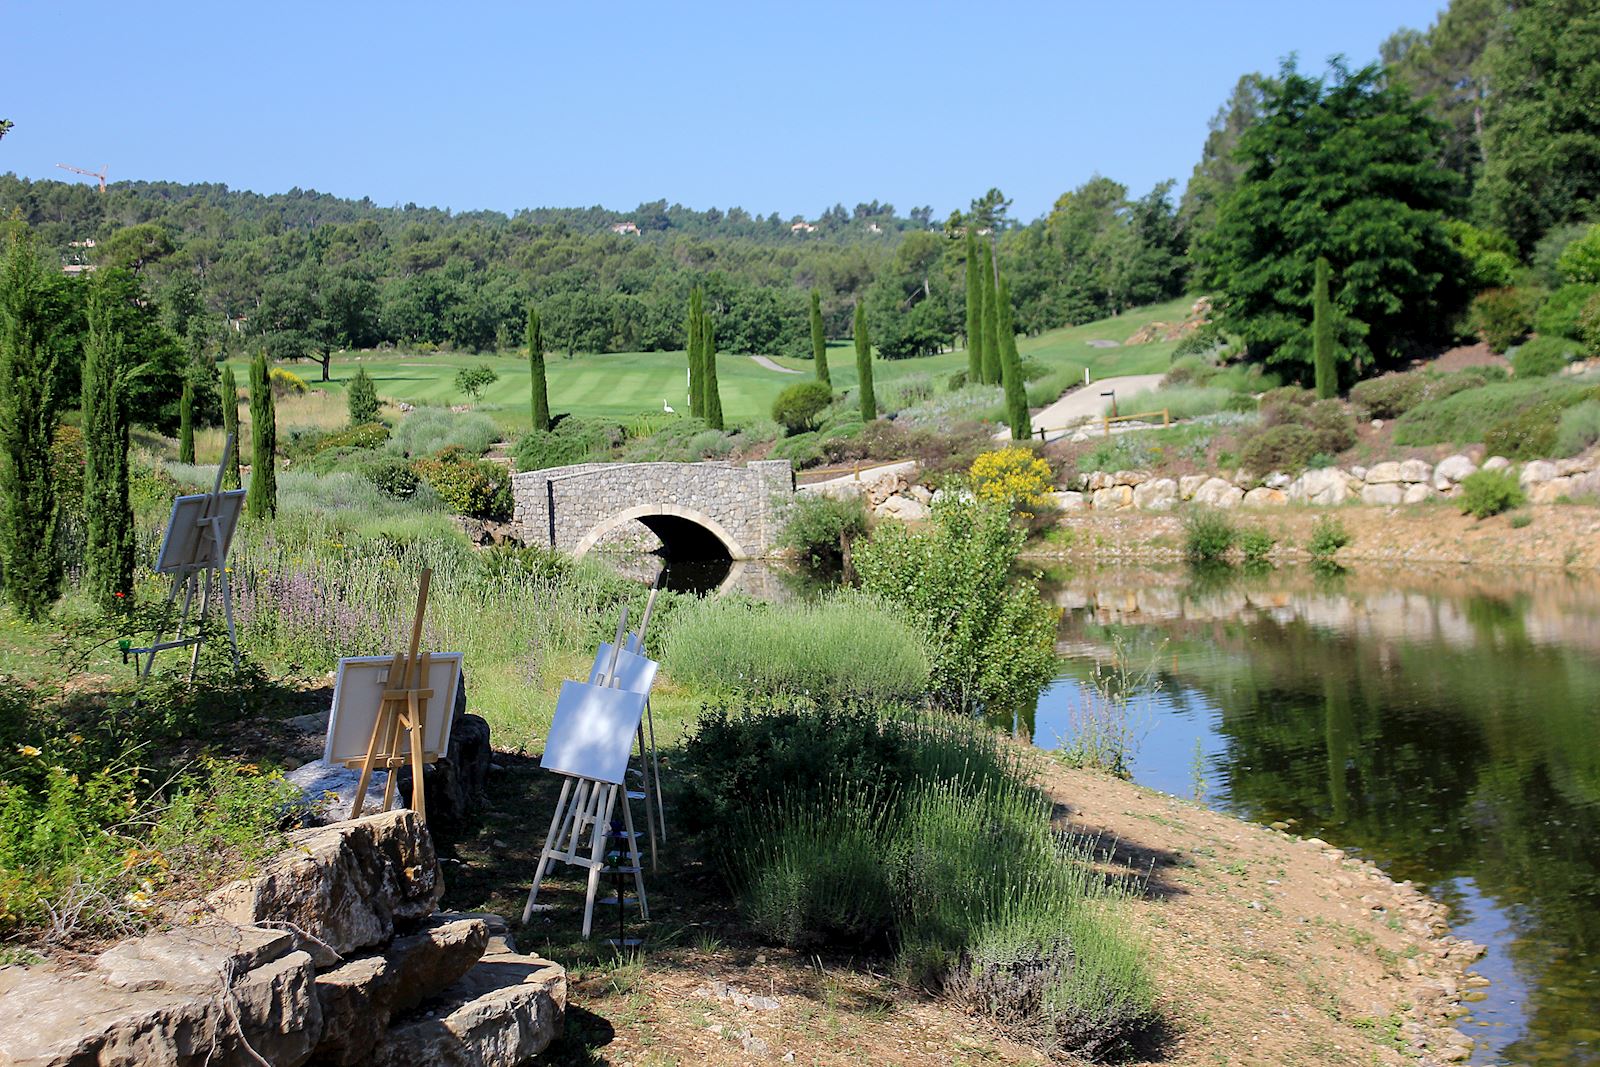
[373,951,566,1067]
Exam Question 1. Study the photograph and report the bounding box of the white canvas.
[586,643,660,696]
[154,490,247,574]
[541,681,647,785]
[325,653,463,764]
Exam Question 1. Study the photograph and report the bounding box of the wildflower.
[113,591,126,599]
[17,745,41,758]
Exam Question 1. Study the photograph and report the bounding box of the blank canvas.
[154,490,247,574]
[325,654,463,764]
[586,643,660,696]
[541,681,647,784]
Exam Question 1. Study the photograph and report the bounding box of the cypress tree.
[0,232,68,620]
[809,288,830,387]
[220,365,242,490]
[82,276,134,609]
[527,306,551,430]
[686,288,704,418]
[246,351,277,520]
[179,378,195,463]
[703,314,724,430]
[980,243,1001,385]
[1313,257,1337,399]
[964,229,983,384]
[854,302,876,422]
[997,274,1030,442]
[346,366,379,425]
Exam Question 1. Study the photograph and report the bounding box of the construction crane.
[56,162,108,193]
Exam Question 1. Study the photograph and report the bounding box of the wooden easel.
[347,569,436,822]
[524,608,649,939]
[136,434,241,681]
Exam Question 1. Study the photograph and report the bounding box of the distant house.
[866,222,883,234]
[790,221,817,234]
[609,221,640,235]
[68,238,97,249]
[62,263,96,275]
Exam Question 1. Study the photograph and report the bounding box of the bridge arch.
[571,503,750,561]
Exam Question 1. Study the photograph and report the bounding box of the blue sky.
[3,1,1447,222]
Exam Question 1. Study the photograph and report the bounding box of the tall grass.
[1121,385,1234,421]
[660,593,929,703]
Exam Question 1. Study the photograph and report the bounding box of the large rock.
[1288,467,1355,506]
[313,917,490,1066]
[1365,461,1404,484]
[1131,478,1178,510]
[373,951,566,1067]
[395,713,492,828]
[1520,460,1559,487]
[1434,454,1477,488]
[873,494,931,522]
[0,928,321,1067]
[1402,483,1434,504]
[1083,471,1115,492]
[1241,487,1287,507]
[1045,490,1084,510]
[1528,476,1574,504]
[1179,474,1208,500]
[1398,459,1433,484]
[1192,478,1244,509]
[204,810,444,961]
[1482,455,1512,472]
[864,472,909,507]
[1360,483,1405,506]
[1112,469,1150,487]
[1091,484,1135,510]
[1570,470,1600,499]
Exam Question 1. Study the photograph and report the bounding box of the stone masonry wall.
[510,460,794,559]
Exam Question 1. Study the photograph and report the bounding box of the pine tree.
[703,314,724,430]
[964,229,984,384]
[82,276,135,609]
[246,351,277,520]
[854,302,876,422]
[1313,257,1337,399]
[220,365,242,490]
[179,378,196,463]
[980,243,1001,385]
[526,306,551,430]
[997,274,1030,441]
[0,232,68,620]
[347,366,379,425]
[809,288,830,387]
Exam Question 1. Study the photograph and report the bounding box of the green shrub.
[1457,468,1526,518]
[1240,424,1318,474]
[411,446,512,520]
[454,363,499,400]
[1469,287,1537,353]
[855,498,1058,716]
[1511,512,1534,528]
[1238,528,1275,563]
[1557,222,1600,284]
[346,367,380,424]
[779,492,870,566]
[1581,292,1600,356]
[1513,335,1580,378]
[771,430,824,468]
[388,407,499,458]
[313,421,390,455]
[660,593,929,704]
[359,454,422,498]
[1535,283,1600,340]
[511,416,626,469]
[771,380,834,434]
[1183,509,1236,562]
[1395,379,1600,445]
[1307,516,1350,561]
[1555,400,1600,456]
[1349,373,1426,419]
[1483,400,1566,459]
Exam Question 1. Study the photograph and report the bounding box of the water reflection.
[1037,564,1600,1067]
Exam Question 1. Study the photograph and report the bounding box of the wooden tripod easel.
[137,434,241,681]
[346,569,437,822]
[524,608,649,939]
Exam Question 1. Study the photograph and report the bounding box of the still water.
[1032,565,1600,1066]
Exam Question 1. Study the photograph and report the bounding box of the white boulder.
[1193,478,1245,509]
[1398,459,1433,484]
[1519,460,1559,487]
[1365,461,1404,484]
[1132,478,1179,511]
[1360,483,1405,506]
[1402,483,1434,504]
[1434,454,1476,490]
[873,495,931,522]
[1482,455,1512,472]
[1242,487,1287,507]
[1179,474,1208,500]
[1091,485,1135,510]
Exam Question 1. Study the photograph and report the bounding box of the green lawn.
[237,295,1195,434]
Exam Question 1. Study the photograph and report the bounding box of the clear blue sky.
[3,1,1446,222]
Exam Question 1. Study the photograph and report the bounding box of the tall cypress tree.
[854,302,876,422]
[527,306,551,430]
[246,351,277,520]
[82,276,134,609]
[179,378,195,464]
[997,274,1030,442]
[220,364,242,490]
[686,287,704,418]
[703,314,724,430]
[809,288,830,387]
[980,243,1001,385]
[964,229,983,384]
[0,232,68,620]
[1313,257,1337,399]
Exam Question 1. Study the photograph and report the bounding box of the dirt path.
[999,373,1168,442]
[750,355,803,374]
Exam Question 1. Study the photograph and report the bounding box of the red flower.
[114,592,126,599]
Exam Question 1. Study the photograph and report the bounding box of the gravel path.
[749,355,802,374]
[996,372,1167,442]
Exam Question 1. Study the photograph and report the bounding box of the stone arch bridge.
[510,460,794,560]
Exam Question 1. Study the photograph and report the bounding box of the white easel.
[135,433,243,680]
[626,584,668,853]
[524,608,650,939]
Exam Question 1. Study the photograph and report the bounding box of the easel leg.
[406,694,427,821]
[188,568,215,682]
[352,702,392,821]
[646,699,666,843]
[634,723,657,871]
[141,572,187,679]
[380,709,403,812]
[620,779,648,921]
[523,778,573,923]
[582,784,617,940]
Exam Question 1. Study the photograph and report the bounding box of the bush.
[1513,335,1580,378]
[779,492,870,566]
[359,454,422,498]
[1349,373,1426,419]
[1238,528,1275,563]
[1557,222,1600,284]
[1535,283,1600,340]
[1307,516,1350,561]
[1483,401,1564,459]
[1457,468,1526,518]
[770,430,824,468]
[1240,423,1318,474]
[389,407,499,458]
[770,380,834,434]
[1183,509,1236,562]
[346,367,380,424]
[970,447,1054,515]
[1581,292,1600,356]
[512,416,627,470]
[1555,400,1600,456]
[1395,378,1600,445]
[1469,287,1537,353]
[855,497,1059,716]
[454,363,499,400]
[410,446,512,520]
[312,421,390,455]
[269,367,309,395]
[661,594,929,704]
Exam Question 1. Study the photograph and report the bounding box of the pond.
[1032,564,1600,1067]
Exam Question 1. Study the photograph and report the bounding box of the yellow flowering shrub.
[969,447,1055,514]
[269,367,309,395]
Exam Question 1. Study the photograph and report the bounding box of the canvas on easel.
[326,653,462,764]
[133,434,245,680]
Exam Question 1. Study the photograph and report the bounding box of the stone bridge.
[510,460,794,560]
